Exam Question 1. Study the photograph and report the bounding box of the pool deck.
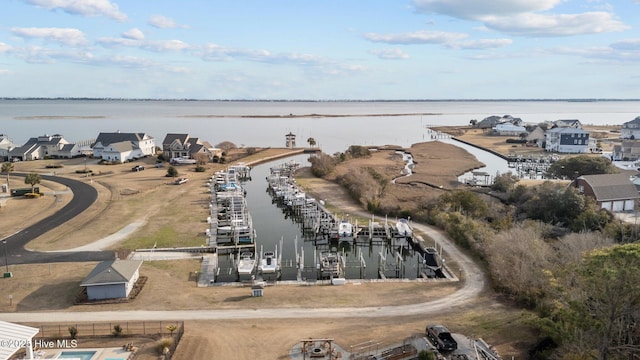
[33,347,131,360]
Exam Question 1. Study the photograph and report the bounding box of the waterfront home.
[80,259,143,301]
[0,134,15,161]
[8,134,80,161]
[571,173,640,212]
[544,127,590,153]
[620,116,640,139]
[525,126,546,147]
[92,132,155,160]
[161,133,220,162]
[477,115,523,131]
[492,123,527,136]
[612,140,640,161]
[552,119,583,129]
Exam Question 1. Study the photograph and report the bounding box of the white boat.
[338,220,353,238]
[395,218,412,237]
[318,252,343,279]
[259,251,279,274]
[237,252,256,276]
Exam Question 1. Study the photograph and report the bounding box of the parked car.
[426,324,457,352]
[132,165,145,171]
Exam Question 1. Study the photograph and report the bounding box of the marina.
[197,154,450,285]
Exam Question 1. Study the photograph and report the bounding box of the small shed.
[285,132,296,148]
[80,259,143,301]
[0,320,39,360]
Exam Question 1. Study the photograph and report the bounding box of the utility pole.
[3,239,12,278]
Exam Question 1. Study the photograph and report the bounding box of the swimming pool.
[57,350,97,360]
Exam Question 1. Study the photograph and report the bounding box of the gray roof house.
[162,133,219,161]
[571,173,640,212]
[8,134,79,161]
[92,132,156,162]
[620,116,640,139]
[553,119,583,129]
[80,259,143,301]
[477,115,523,130]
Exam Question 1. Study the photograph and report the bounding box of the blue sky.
[0,0,639,99]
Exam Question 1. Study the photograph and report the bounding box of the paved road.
[2,220,486,323]
[2,174,114,265]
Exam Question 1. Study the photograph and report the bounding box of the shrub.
[68,326,78,339]
[45,164,64,168]
[195,165,206,172]
[156,337,173,355]
[112,324,123,337]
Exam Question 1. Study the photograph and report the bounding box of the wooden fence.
[34,320,184,339]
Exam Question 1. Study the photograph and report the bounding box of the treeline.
[311,152,640,359]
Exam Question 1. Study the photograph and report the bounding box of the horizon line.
[1,97,640,102]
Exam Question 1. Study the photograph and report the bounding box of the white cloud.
[412,0,561,20]
[369,48,410,59]
[447,38,513,49]
[0,69,11,75]
[484,12,628,37]
[364,30,467,45]
[12,45,93,64]
[149,15,186,29]
[0,42,12,53]
[142,40,190,52]
[11,27,88,46]
[23,0,127,21]
[123,28,144,41]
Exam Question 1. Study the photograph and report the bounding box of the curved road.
[2,173,114,265]
[2,221,486,323]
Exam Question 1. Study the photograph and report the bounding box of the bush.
[195,165,206,172]
[75,169,93,174]
[156,338,173,355]
[112,324,123,337]
[24,192,42,198]
[45,164,64,168]
[68,326,78,339]
[506,138,527,144]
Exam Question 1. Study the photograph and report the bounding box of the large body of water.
[1,99,638,155]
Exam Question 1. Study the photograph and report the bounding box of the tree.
[491,172,519,192]
[1,162,13,187]
[469,119,477,127]
[24,173,41,193]
[166,324,178,336]
[68,326,78,339]
[215,141,237,152]
[307,137,317,148]
[166,166,178,179]
[546,155,617,179]
[553,243,640,359]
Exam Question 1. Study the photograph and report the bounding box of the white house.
[8,134,80,161]
[0,321,40,360]
[493,123,527,136]
[80,259,143,301]
[0,134,15,161]
[620,116,640,139]
[92,132,156,161]
[545,127,590,153]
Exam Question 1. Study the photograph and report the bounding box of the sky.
[0,0,639,100]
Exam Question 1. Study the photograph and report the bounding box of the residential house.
[552,119,583,129]
[545,127,590,153]
[477,115,523,130]
[525,126,546,147]
[620,116,640,139]
[162,133,219,162]
[285,132,296,148]
[612,140,640,161]
[571,173,640,212]
[80,259,143,301]
[0,134,15,161]
[8,134,80,161]
[92,132,155,161]
[493,123,527,136]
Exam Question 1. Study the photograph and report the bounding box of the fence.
[34,321,184,339]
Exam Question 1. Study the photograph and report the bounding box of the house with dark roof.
[477,115,523,130]
[80,259,143,301]
[552,119,583,129]
[571,173,640,212]
[92,132,155,162]
[161,133,219,161]
[620,116,640,139]
[8,134,79,161]
[545,127,591,153]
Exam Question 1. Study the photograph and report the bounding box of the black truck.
[426,324,458,352]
